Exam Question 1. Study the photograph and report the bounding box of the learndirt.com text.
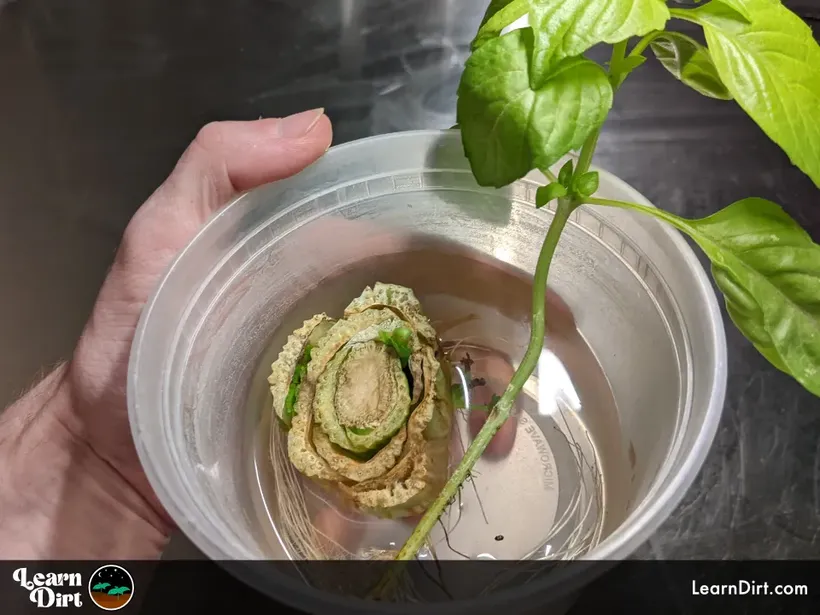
[693,580,809,597]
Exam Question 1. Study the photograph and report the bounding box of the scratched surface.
[1,0,819,577]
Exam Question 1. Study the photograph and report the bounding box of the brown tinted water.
[246,241,631,565]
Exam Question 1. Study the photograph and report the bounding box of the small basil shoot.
[536,182,568,208]
[385,0,820,572]
[557,159,574,187]
[573,171,599,198]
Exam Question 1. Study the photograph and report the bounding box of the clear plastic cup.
[128,130,726,614]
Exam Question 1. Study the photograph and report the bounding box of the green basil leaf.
[472,0,529,50]
[558,160,574,186]
[692,198,820,396]
[650,31,732,100]
[457,28,613,187]
[609,197,820,396]
[711,0,752,22]
[536,182,568,207]
[573,171,599,197]
[674,0,820,188]
[529,0,670,85]
[671,1,749,32]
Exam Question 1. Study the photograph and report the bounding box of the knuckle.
[193,121,225,152]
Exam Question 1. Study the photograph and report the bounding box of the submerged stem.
[389,197,575,566]
[371,30,625,603]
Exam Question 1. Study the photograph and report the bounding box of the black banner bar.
[2,560,818,615]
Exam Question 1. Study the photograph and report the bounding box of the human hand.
[0,109,333,558]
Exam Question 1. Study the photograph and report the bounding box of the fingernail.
[278,108,325,138]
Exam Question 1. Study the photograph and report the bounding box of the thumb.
[127,109,333,260]
[106,110,332,305]
[70,109,332,421]
[158,108,332,209]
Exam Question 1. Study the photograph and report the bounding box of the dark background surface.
[1,0,819,605]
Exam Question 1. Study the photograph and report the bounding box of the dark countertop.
[1,0,818,584]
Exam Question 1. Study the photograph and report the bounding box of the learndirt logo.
[13,568,83,608]
[12,564,134,610]
[87,565,134,611]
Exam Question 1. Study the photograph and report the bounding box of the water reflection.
[451,344,582,418]
[535,348,582,416]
